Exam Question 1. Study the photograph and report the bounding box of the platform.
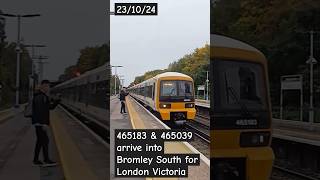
[195,99,210,109]
[0,105,109,180]
[273,119,320,146]
[0,108,14,125]
[110,96,210,180]
[110,96,140,180]
[193,101,320,147]
[0,108,63,180]
[52,106,109,180]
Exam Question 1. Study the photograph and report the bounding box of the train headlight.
[159,103,171,109]
[240,132,270,147]
[185,103,194,108]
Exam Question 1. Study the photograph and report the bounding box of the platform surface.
[195,99,210,109]
[110,96,210,180]
[110,96,142,180]
[0,109,63,180]
[51,107,109,180]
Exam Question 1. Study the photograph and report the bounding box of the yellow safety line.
[51,110,99,180]
[0,113,13,124]
[126,97,146,129]
[126,97,178,180]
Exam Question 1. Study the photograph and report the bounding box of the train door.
[85,80,90,107]
[152,82,155,109]
[143,83,146,102]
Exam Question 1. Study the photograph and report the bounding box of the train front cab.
[210,38,274,180]
[155,75,196,122]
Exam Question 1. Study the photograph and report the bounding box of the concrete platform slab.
[51,107,109,180]
[0,111,63,180]
[110,97,140,180]
[125,96,210,180]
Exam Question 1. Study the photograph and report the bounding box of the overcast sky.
[1,0,108,81]
[111,0,209,86]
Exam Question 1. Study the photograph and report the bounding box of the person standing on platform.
[119,88,128,114]
[32,80,60,167]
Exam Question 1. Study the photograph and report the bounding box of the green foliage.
[130,69,166,87]
[59,44,109,81]
[168,44,210,87]
[0,42,32,108]
[212,0,320,106]
[130,45,209,87]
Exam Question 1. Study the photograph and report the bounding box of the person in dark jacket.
[119,88,128,114]
[32,80,60,166]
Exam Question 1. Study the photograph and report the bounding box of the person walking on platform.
[119,88,128,114]
[32,80,60,167]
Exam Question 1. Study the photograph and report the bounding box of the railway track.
[185,122,210,143]
[195,103,320,180]
[272,165,319,180]
[130,96,211,158]
[133,97,211,144]
[59,103,110,145]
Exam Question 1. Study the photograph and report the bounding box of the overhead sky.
[111,0,210,86]
[1,0,108,81]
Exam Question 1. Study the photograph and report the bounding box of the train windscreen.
[212,59,270,129]
[160,80,194,102]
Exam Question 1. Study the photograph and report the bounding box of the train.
[127,72,196,123]
[210,34,274,180]
[51,63,109,127]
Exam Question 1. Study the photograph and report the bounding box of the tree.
[59,44,109,81]
[130,44,209,88]
[0,42,32,108]
[212,0,320,106]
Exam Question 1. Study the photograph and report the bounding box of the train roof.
[54,63,108,88]
[129,72,192,89]
[154,72,192,79]
[211,34,262,54]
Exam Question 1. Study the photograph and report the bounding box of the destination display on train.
[115,129,200,177]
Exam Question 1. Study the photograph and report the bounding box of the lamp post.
[118,75,124,93]
[34,55,49,84]
[206,71,209,101]
[306,30,318,123]
[111,65,123,95]
[24,44,46,99]
[0,13,41,107]
[120,78,125,90]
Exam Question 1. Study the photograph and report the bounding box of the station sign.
[280,74,303,121]
[281,75,303,90]
[197,85,205,91]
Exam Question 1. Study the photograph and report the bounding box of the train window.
[152,83,155,100]
[145,86,149,97]
[147,85,152,98]
[160,80,195,102]
[178,81,193,97]
[161,81,177,96]
[91,83,97,94]
[215,60,267,110]
[141,86,145,96]
[144,85,148,97]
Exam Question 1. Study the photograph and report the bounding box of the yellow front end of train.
[127,72,196,123]
[155,76,196,121]
[210,35,274,180]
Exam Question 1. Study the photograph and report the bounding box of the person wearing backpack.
[32,80,60,167]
